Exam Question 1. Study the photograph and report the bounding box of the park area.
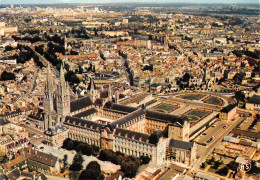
[184,109,212,126]
[37,144,120,174]
[151,103,179,113]
[203,96,224,106]
[177,94,206,100]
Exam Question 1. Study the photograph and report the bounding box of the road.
[34,50,58,76]
[197,122,228,145]
[189,116,245,173]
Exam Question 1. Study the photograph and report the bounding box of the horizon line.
[0,2,259,5]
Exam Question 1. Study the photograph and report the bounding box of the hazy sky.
[0,0,259,4]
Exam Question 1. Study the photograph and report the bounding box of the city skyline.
[0,0,259,4]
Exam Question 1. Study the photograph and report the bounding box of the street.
[189,116,245,173]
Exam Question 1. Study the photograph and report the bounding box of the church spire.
[60,63,65,85]
[87,78,96,92]
[45,63,51,90]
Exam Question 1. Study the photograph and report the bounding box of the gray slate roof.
[169,139,194,150]
[109,109,145,130]
[70,96,93,112]
[221,104,237,113]
[247,94,260,105]
[104,102,189,130]
[64,116,103,131]
[114,128,151,143]
[73,108,98,118]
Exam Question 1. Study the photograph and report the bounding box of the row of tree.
[98,149,150,177]
[62,138,100,157]
[62,138,151,178]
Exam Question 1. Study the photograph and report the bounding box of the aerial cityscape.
[0,1,259,180]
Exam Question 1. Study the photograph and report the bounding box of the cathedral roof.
[70,96,93,113]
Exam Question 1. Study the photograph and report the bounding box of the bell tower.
[44,64,54,131]
[44,64,71,131]
[56,64,70,124]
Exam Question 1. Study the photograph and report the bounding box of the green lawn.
[186,110,210,118]
[186,115,200,121]
[204,96,223,106]
[178,94,206,100]
[154,103,178,113]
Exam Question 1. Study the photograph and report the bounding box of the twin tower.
[44,64,70,131]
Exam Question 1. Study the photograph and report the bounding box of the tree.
[140,155,151,165]
[235,91,245,102]
[201,163,206,169]
[69,152,84,171]
[79,161,104,180]
[98,149,109,161]
[213,160,222,169]
[65,71,80,84]
[121,159,139,178]
[207,157,215,165]
[217,166,229,176]
[182,73,190,82]
[0,151,8,164]
[0,71,16,81]
[62,138,74,150]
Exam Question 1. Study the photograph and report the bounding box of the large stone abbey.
[31,65,196,167]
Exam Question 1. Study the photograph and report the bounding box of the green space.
[186,110,210,118]
[62,138,151,178]
[178,94,206,100]
[204,96,223,106]
[186,115,199,121]
[152,103,178,113]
